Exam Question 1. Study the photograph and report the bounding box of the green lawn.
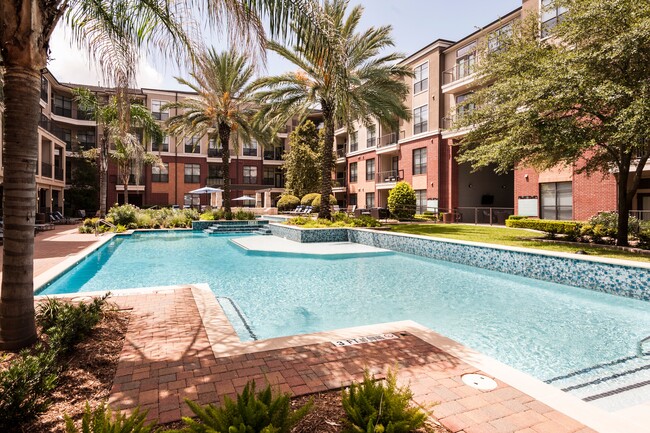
[386,223,650,263]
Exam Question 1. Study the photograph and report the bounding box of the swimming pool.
[40,231,650,411]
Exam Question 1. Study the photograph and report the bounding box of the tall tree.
[0,0,329,350]
[165,48,270,214]
[454,0,650,246]
[283,120,322,197]
[255,0,411,219]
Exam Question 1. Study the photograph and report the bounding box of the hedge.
[506,217,581,235]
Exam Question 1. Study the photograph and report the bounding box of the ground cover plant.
[341,369,426,433]
[0,294,115,430]
[287,213,380,228]
[173,381,312,433]
[388,223,650,263]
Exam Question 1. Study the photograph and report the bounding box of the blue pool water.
[40,232,650,410]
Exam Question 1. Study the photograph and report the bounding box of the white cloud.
[48,27,165,89]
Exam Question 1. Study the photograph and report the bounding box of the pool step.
[255,226,272,235]
[203,221,269,234]
[545,352,650,411]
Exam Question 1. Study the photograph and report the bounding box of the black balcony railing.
[207,177,225,186]
[264,149,284,160]
[336,148,346,159]
[377,132,398,148]
[333,178,347,188]
[54,167,64,181]
[442,61,476,85]
[376,169,403,183]
[208,148,224,158]
[41,162,53,178]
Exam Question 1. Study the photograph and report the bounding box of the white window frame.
[413,61,429,94]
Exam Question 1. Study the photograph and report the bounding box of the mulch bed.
[17,308,130,433]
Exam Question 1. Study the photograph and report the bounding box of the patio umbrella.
[189,186,223,194]
[232,195,255,201]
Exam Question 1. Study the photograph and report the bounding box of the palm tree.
[165,48,270,214]
[255,0,411,219]
[0,0,329,350]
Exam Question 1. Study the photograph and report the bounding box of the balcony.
[376,169,403,188]
[441,114,473,139]
[264,148,284,161]
[208,148,224,158]
[263,178,285,188]
[332,178,347,192]
[54,167,64,181]
[376,132,399,154]
[41,162,53,178]
[336,148,346,161]
[207,177,225,186]
[442,62,477,94]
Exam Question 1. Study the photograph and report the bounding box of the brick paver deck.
[107,288,596,432]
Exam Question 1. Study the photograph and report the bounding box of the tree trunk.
[99,132,109,215]
[616,170,630,246]
[219,125,232,216]
[319,103,335,219]
[0,68,40,350]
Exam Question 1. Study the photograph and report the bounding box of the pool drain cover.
[461,374,497,391]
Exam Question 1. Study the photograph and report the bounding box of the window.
[541,0,568,38]
[349,193,357,206]
[153,135,169,152]
[151,100,169,120]
[367,127,376,148]
[184,163,200,183]
[349,162,358,183]
[413,148,427,175]
[456,42,477,80]
[52,94,72,117]
[366,159,375,181]
[415,190,427,214]
[413,105,428,135]
[185,136,200,153]
[208,137,223,158]
[541,182,572,220]
[456,93,475,118]
[488,23,513,52]
[40,75,48,101]
[365,192,375,209]
[413,62,429,93]
[349,131,358,152]
[243,166,257,184]
[77,129,95,150]
[243,140,258,156]
[263,167,275,185]
[152,163,169,182]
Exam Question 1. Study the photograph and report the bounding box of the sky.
[48,0,521,91]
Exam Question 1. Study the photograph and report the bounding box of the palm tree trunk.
[219,125,232,216]
[319,103,335,219]
[99,133,109,215]
[616,169,630,246]
[0,68,40,350]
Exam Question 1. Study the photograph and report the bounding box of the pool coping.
[39,284,645,433]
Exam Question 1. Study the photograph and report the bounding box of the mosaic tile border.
[192,220,269,230]
[268,224,650,302]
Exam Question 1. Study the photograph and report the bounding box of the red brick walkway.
[107,288,595,433]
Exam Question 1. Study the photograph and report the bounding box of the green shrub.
[234,210,256,221]
[78,225,94,234]
[287,216,311,226]
[0,347,59,427]
[387,182,417,220]
[277,195,300,211]
[300,193,320,206]
[64,403,153,433]
[351,215,380,228]
[200,211,215,221]
[341,369,426,433]
[507,215,529,221]
[135,213,154,228]
[505,218,582,238]
[588,211,640,237]
[107,204,139,226]
[213,208,226,220]
[176,381,311,433]
[37,293,110,354]
[637,225,650,249]
[332,212,353,223]
[311,194,337,212]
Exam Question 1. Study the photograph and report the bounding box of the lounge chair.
[288,205,304,214]
[49,213,66,225]
[346,205,356,216]
[301,206,313,214]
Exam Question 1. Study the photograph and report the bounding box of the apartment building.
[3,0,647,220]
